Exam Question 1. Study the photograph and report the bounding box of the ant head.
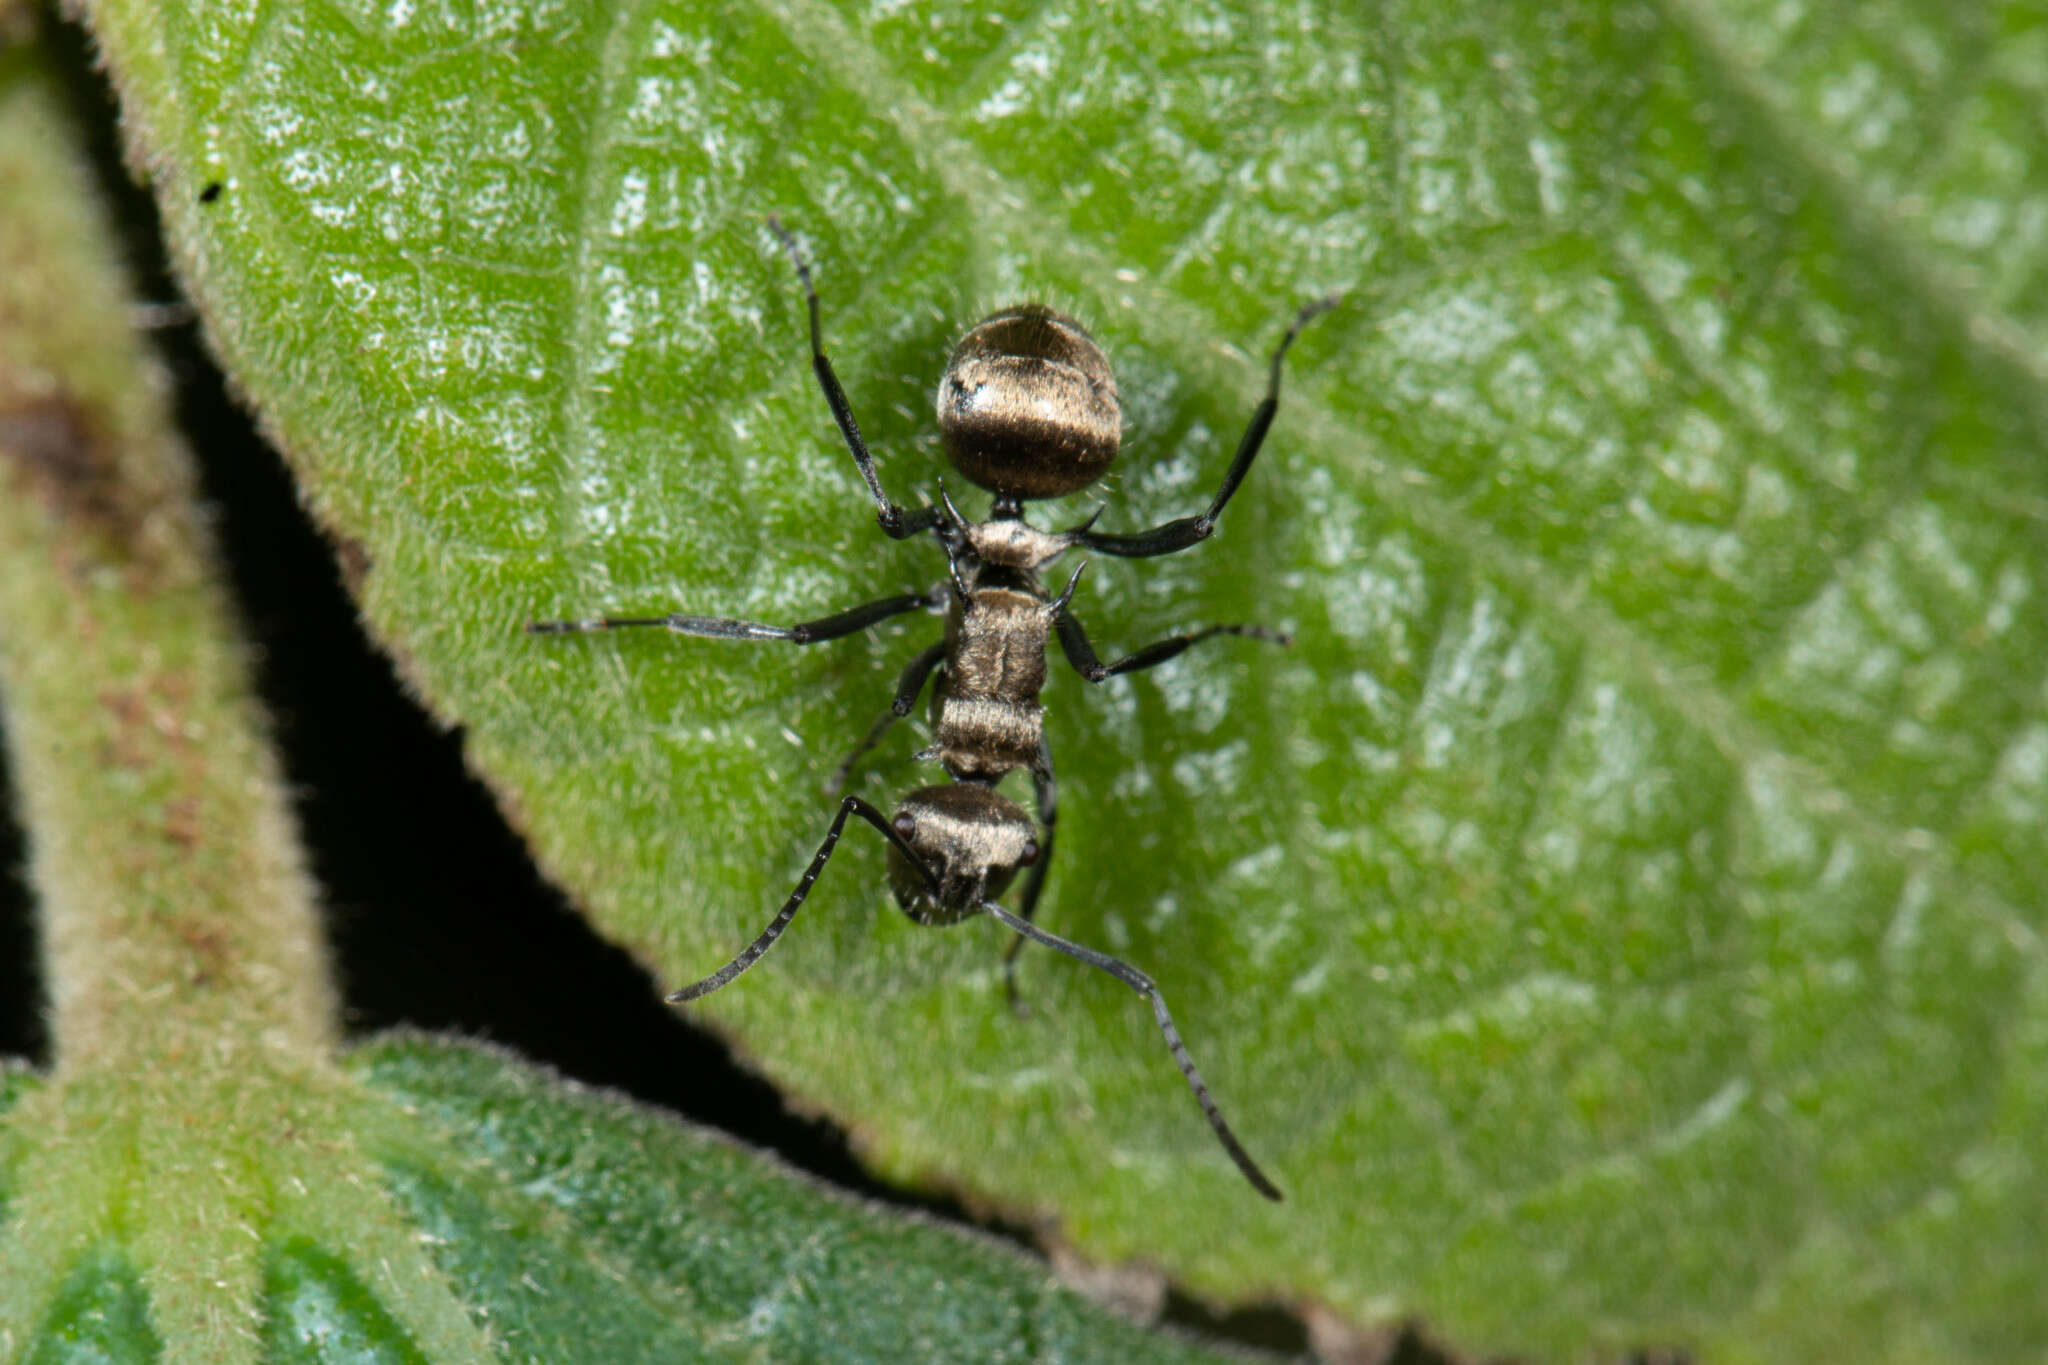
[885,783,1041,925]
[936,305,1121,502]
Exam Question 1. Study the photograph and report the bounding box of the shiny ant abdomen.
[530,219,1334,1200]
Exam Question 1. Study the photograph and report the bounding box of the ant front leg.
[826,639,946,797]
[1003,737,1058,1015]
[1072,295,1338,559]
[526,584,943,645]
[768,216,944,542]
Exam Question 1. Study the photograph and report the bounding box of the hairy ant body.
[530,219,1333,1200]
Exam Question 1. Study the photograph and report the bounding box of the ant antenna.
[669,796,938,1002]
[980,901,1283,1201]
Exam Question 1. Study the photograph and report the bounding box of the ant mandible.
[529,217,1335,1201]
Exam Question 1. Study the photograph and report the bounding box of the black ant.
[529,218,1335,1201]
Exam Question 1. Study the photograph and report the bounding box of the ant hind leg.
[767,215,944,542]
[1070,294,1339,559]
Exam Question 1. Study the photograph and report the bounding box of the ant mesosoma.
[529,218,1334,1201]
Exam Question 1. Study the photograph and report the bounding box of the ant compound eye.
[892,812,916,840]
[1019,838,1040,865]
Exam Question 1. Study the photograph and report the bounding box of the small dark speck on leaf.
[199,181,223,204]
[333,535,373,593]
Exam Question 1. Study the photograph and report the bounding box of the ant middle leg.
[1053,605,1291,684]
[826,640,945,796]
[527,584,943,644]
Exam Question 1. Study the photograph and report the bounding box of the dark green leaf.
[21,1254,160,1365]
[352,1034,1242,1365]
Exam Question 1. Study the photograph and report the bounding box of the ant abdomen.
[937,305,1121,501]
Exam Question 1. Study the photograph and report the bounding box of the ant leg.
[1003,737,1058,1014]
[670,795,935,1002]
[768,216,943,542]
[826,640,945,796]
[1054,606,1291,684]
[1071,295,1338,559]
[527,585,941,643]
[980,901,1283,1201]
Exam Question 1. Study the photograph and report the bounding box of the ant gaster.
[530,218,1335,1201]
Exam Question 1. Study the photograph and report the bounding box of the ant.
[529,218,1334,1201]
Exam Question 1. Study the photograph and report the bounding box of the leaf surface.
[76,0,2048,1356]
[0,41,1241,1365]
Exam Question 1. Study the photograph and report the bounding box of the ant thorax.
[924,579,1050,782]
[960,514,1077,573]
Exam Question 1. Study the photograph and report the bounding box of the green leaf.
[0,45,1247,1365]
[74,0,2048,1357]
[0,51,491,1365]
[5,1042,1247,1365]
[21,1253,161,1365]
[349,1034,1244,1365]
